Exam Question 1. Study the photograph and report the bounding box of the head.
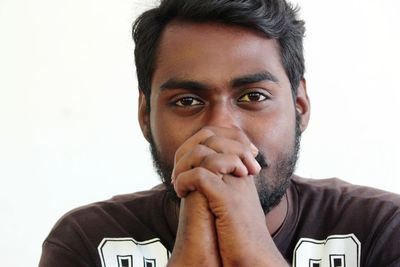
[134,0,310,212]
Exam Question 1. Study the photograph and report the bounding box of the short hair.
[133,0,305,111]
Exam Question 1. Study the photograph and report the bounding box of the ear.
[295,79,311,132]
[138,91,151,142]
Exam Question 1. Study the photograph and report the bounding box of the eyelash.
[172,90,270,107]
[173,96,204,107]
[237,91,269,103]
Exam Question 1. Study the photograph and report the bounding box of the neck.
[265,193,288,236]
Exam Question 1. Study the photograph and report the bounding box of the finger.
[200,153,248,177]
[175,172,253,214]
[222,174,259,196]
[201,135,261,175]
[174,128,215,165]
[174,167,222,198]
[203,126,258,156]
[172,144,216,182]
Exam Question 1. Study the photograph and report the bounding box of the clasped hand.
[168,127,288,267]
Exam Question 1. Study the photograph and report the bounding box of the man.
[39,0,400,266]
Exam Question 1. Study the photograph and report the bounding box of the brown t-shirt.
[39,176,400,267]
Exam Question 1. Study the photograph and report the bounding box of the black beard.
[149,114,301,212]
[149,136,179,202]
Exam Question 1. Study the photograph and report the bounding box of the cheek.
[149,106,198,164]
[251,107,297,161]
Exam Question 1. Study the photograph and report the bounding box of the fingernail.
[250,143,258,154]
[253,158,261,172]
[257,163,262,172]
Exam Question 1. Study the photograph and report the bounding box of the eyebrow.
[159,71,279,91]
[231,71,279,87]
[160,79,208,91]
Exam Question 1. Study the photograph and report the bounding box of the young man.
[39,0,400,266]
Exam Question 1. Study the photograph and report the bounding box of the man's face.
[139,22,310,211]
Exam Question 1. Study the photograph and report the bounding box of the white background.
[0,0,399,266]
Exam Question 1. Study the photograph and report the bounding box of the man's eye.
[174,97,203,107]
[238,92,268,102]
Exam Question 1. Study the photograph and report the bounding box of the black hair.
[133,0,305,111]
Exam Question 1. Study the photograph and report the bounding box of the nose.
[206,101,241,129]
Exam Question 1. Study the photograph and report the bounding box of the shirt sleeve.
[39,240,92,267]
[38,207,99,267]
[364,210,400,266]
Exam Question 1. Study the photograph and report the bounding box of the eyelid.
[171,94,205,107]
[237,89,271,102]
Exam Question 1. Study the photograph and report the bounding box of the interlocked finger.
[203,126,258,155]
[174,167,223,198]
[174,128,215,166]
[172,144,216,182]
[201,135,260,175]
[199,153,248,177]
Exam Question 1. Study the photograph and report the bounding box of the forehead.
[152,21,289,88]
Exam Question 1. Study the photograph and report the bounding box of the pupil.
[249,93,260,101]
[182,98,193,105]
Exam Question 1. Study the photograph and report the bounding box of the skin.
[168,191,222,266]
[139,22,310,266]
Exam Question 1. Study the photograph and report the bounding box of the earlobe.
[138,91,151,142]
[295,79,311,132]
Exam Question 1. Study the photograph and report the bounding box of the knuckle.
[192,166,208,179]
[200,154,214,167]
[191,144,213,166]
[191,143,208,156]
[174,146,184,163]
[174,171,185,185]
[191,167,208,186]
[198,127,215,139]
[201,135,217,147]
[224,152,238,164]
[233,155,243,166]
[196,167,217,181]
[242,150,254,161]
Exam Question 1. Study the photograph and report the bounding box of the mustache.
[255,152,269,168]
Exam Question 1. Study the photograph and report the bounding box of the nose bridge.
[207,100,239,129]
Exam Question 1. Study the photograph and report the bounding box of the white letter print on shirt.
[293,234,361,267]
[98,237,170,267]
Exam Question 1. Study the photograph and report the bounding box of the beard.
[149,113,301,213]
